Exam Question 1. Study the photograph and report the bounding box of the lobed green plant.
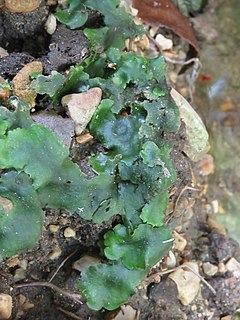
[0,0,181,311]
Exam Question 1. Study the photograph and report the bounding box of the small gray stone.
[32,111,74,148]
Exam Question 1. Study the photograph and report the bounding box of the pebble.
[218,262,227,274]
[64,227,76,238]
[169,262,200,306]
[0,294,12,319]
[166,250,177,269]
[14,268,26,282]
[21,302,34,310]
[0,195,13,214]
[72,255,101,272]
[76,132,93,144]
[48,246,62,260]
[0,48,8,58]
[4,0,40,12]
[61,88,102,135]
[49,224,59,233]
[191,304,197,311]
[6,257,20,268]
[221,316,232,320]
[173,231,187,252]
[226,257,240,278]
[202,262,218,276]
[155,34,173,50]
[32,111,74,149]
[19,259,28,270]
[44,13,57,35]
[19,294,26,306]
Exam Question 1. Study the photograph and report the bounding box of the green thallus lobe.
[0,0,180,310]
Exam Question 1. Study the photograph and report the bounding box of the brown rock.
[76,132,93,144]
[0,294,12,319]
[4,0,41,13]
[13,61,43,107]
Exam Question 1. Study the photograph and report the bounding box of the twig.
[49,249,78,283]
[165,185,199,224]
[164,56,200,66]
[15,282,83,305]
[173,186,199,214]
[57,307,83,320]
[145,264,216,295]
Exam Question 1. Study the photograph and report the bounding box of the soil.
[0,1,240,320]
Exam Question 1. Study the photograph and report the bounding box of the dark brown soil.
[0,1,239,319]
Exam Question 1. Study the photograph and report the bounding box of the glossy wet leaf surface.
[0,172,44,259]
[104,224,173,269]
[78,262,146,310]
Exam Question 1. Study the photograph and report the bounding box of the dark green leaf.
[31,71,65,97]
[104,224,173,269]
[55,0,88,29]
[53,66,89,101]
[90,100,142,165]
[0,171,44,259]
[143,97,180,133]
[78,262,146,310]
[140,191,168,226]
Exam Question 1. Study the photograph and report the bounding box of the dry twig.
[15,281,83,305]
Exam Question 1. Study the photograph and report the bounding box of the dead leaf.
[61,87,102,135]
[4,0,40,12]
[13,61,43,107]
[132,0,200,52]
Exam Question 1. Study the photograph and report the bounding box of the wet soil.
[0,1,240,319]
